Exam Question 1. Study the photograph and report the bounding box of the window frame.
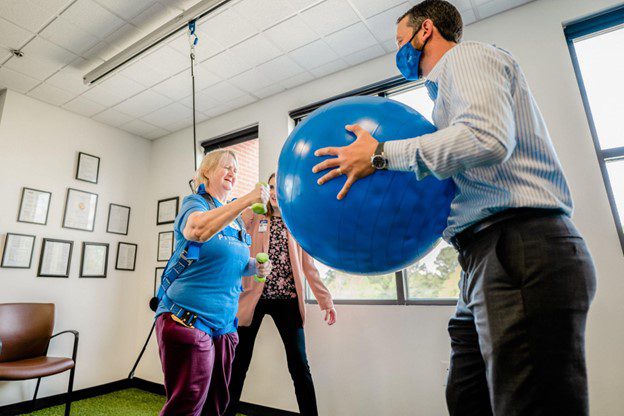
[565,4,624,254]
[200,124,259,154]
[291,76,457,306]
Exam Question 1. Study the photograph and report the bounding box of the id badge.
[259,219,268,233]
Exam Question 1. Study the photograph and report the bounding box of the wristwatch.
[370,142,388,170]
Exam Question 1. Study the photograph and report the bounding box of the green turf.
[20,388,245,416]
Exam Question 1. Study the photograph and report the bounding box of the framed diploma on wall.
[154,267,165,297]
[38,238,73,278]
[62,188,98,232]
[80,242,109,278]
[17,187,51,225]
[106,203,130,235]
[116,242,137,271]
[1,233,36,269]
[76,152,100,184]
[157,231,174,262]
[157,197,179,225]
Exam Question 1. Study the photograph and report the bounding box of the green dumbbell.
[251,182,269,214]
[254,252,269,283]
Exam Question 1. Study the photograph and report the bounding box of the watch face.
[372,155,387,169]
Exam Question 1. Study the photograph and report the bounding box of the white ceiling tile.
[92,108,134,126]
[204,105,231,118]
[349,0,406,19]
[81,40,118,61]
[309,58,348,77]
[131,2,180,34]
[228,34,282,68]
[193,66,222,90]
[448,0,473,10]
[30,0,75,14]
[477,0,532,19]
[324,22,377,56]
[202,51,252,79]
[169,31,224,62]
[201,82,246,103]
[0,0,55,32]
[223,93,257,108]
[301,0,359,36]
[3,53,64,80]
[46,58,92,94]
[288,39,340,70]
[229,69,273,92]
[179,90,219,112]
[80,83,128,106]
[256,55,304,84]
[141,102,192,128]
[381,38,397,53]
[460,7,477,26]
[22,37,77,65]
[0,47,12,63]
[101,24,145,56]
[98,73,145,97]
[343,44,385,66]
[289,0,324,11]
[119,60,166,87]
[0,17,34,50]
[143,126,171,139]
[167,0,202,11]
[0,67,41,93]
[113,89,172,117]
[365,2,410,42]
[39,17,100,55]
[264,15,319,53]
[62,95,106,117]
[200,8,257,48]
[232,0,296,31]
[139,45,189,78]
[62,0,125,39]
[94,0,157,20]
[28,82,75,105]
[152,71,193,101]
[166,116,194,132]
[119,118,160,136]
[279,71,314,89]
[252,83,285,99]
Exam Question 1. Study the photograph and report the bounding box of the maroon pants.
[156,313,239,416]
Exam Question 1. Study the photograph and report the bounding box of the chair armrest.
[50,330,79,362]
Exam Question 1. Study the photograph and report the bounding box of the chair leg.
[65,367,76,416]
[32,377,42,412]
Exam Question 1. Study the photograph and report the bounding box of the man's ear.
[421,18,435,41]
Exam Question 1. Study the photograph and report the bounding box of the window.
[566,5,624,252]
[201,125,259,199]
[293,77,459,305]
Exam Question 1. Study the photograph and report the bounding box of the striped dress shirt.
[384,41,573,240]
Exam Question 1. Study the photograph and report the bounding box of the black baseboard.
[0,377,299,416]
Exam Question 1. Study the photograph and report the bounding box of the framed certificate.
[116,242,137,271]
[107,204,131,235]
[17,187,51,225]
[157,197,179,225]
[62,188,98,232]
[1,233,36,269]
[154,267,165,297]
[157,231,174,262]
[38,238,73,278]
[80,242,109,278]
[76,152,100,184]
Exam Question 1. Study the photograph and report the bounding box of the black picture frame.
[62,188,98,232]
[75,151,100,184]
[106,203,131,235]
[17,187,51,225]
[154,267,165,297]
[115,242,137,271]
[157,197,179,225]
[1,233,36,269]
[157,231,174,262]
[80,242,109,278]
[38,238,73,278]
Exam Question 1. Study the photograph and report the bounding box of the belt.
[450,208,564,252]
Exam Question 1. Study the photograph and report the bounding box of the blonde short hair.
[193,149,237,193]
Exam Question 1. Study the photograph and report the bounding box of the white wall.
[135,0,624,415]
[0,89,152,405]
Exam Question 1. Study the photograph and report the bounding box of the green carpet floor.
[20,388,245,416]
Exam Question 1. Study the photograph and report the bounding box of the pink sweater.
[237,211,334,327]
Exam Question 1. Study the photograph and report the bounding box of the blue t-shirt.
[155,194,250,334]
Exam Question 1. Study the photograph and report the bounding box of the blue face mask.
[396,29,425,81]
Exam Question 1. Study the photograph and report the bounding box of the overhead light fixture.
[83,0,232,85]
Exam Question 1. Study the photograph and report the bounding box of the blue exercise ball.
[277,96,456,275]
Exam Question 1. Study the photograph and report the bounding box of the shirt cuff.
[384,139,430,180]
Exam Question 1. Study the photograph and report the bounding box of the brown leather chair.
[0,303,78,415]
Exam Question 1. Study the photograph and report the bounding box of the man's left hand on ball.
[312,124,378,200]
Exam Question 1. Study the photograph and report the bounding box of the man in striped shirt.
[313,1,596,415]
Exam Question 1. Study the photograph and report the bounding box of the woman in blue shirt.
[155,149,271,416]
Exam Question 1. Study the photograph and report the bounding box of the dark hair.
[266,172,276,217]
[397,0,463,43]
